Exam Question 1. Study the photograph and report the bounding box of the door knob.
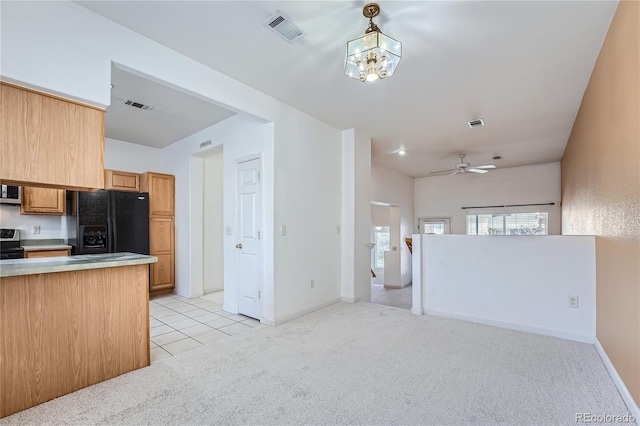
[235,243,243,249]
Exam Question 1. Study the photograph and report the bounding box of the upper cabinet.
[104,169,140,192]
[0,82,105,190]
[21,187,66,215]
[140,172,175,216]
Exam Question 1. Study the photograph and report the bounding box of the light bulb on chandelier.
[345,3,402,83]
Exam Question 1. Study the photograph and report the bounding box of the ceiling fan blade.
[449,170,461,176]
[468,168,488,174]
[430,168,457,175]
[473,164,496,169]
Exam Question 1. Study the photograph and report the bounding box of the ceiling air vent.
[468,118,485,128]
[123,99,153,111]
[263,11,305,43]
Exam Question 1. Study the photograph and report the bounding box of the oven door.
[0,247,25,260]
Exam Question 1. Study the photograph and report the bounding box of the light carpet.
[1,302,632,425]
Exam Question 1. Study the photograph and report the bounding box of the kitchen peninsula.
[0,253,157,418]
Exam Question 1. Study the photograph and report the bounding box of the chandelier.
[344,3,402,82]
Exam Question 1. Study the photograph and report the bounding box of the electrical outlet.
[281,225,287,236]
[568,295,579,308]
[32,225,40,234]
[310,279,314,289]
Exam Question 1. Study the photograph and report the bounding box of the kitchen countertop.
[22,244,72,251]
[0,252,157,278]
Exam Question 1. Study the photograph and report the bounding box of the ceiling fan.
[430,154,496,176]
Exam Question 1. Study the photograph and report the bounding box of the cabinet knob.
[235,243,243,249]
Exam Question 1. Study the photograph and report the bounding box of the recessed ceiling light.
[398,149,407,156]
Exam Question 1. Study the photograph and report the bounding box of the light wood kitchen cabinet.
[141,172,175,295]
[24,249,71,258]
[0,82,105,190]
[150,253,174,290]
[104,169,140,192]
[140,172,175,216]
[150,217,174,253]
[20,187,66,215]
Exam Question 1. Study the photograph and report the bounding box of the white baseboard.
[594,338,640,419]
[425,308,595,344]
[341,296,361,303]
[411,307,423,316]
[190,292,204,299]
[271,298,342,326]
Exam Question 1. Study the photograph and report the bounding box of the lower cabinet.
[24,249,71,258]
[149,217,174,292]
[150,253,174,290]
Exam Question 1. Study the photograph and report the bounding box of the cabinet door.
[142,173,174,216]
[0,83,105,190]
[20,187,66,215]
[25,249,70,258]
[149,217,174,253]
[150,253,174,291]
[104,170,140,192]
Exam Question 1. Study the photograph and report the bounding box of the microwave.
[0,185,21,205]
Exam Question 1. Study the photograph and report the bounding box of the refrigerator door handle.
[107,217,114,252]
[108,192,117,253]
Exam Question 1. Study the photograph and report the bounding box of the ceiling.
[78,1,618,176]
[106,66,235,148]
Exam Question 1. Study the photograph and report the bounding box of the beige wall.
[561,0,640,405]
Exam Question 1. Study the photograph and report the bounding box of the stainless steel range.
[0,229,24,260]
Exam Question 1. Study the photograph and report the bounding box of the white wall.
[104,138,163,173]
[341,128,372,304]
[2,1,348,324]
[414,162,561,235]
[371,163,414,287]
[203,150,224,294]
[0,205,67,240]
[160,114,274,312]
[421,235,596,342]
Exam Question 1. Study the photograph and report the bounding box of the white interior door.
[236,158,262,320]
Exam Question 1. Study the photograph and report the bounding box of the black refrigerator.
[68,190,150,255]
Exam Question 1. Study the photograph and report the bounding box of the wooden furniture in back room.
[141,172,175,297]
[0,82,105,190]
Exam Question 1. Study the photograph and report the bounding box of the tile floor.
[149,292,262,363]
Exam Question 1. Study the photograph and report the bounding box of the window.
[466,212,548,235]
[373,226,390,268]
[418,218,450,234]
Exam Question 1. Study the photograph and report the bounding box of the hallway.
[370,283,412,310]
